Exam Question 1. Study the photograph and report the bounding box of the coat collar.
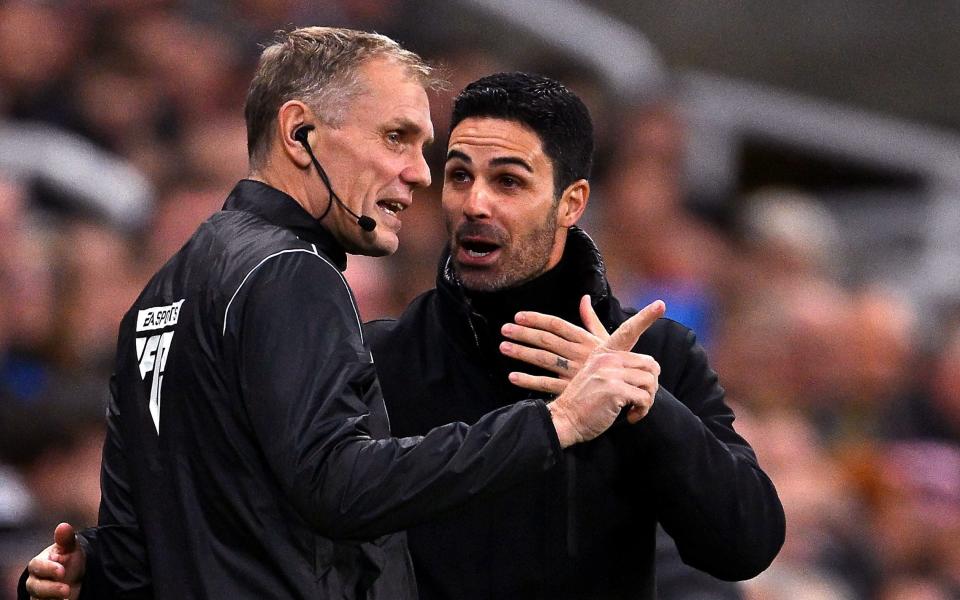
[222,179,348,271]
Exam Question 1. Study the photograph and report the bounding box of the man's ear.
[277,100,314,169]
[557,179,590,228]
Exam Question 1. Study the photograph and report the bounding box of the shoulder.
[227,247,351,316]
[217,229,353,337]
[213,213,317,282]
[221,248,365,352]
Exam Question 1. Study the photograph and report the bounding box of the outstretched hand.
[503,297,664,423]
[25,522,85,600]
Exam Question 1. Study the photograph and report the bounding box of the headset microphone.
[293,126,377,232]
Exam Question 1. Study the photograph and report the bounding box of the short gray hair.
[244,27,436,168]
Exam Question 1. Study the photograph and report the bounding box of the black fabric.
[366,227,785,600]
[72,179,561,599]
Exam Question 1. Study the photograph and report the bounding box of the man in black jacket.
[20,33,664,600]
[366,73,785,599]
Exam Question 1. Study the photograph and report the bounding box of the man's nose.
[401,152,432,189]
[462,183,492,220]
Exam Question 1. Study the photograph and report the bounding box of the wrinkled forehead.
[346,58,434,137]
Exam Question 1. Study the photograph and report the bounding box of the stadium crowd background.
[0,1,958,599]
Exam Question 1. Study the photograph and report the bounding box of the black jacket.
[54,180,562,600]
[366,228,785,599]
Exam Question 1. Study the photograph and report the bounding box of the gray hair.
[244,27,436,168]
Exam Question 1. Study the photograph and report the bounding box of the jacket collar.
[222,179,348,271]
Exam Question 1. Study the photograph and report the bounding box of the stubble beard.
[455,211,558,293]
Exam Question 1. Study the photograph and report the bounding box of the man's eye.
[386,131,402,145]
[499,175,520,188]
[447,169,470,183]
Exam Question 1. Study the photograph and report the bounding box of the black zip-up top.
[367,228,785,599]
[95,180,561,599]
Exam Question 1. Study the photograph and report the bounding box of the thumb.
[603,300,665,352]
[53,522,77,554]
[579,295,608,339]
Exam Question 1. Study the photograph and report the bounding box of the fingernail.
[502,323,515,334]
[515,312,527,323]
[508,372,519,382]
[500,342,513,351]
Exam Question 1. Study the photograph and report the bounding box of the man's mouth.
[456,237,503,266]
[462,239,499,257]
[376,199,407,217]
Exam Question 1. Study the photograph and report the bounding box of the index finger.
[603,300,665,351]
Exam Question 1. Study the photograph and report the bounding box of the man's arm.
[84,373,152,598]
[232,254,657,540]
[500,298,785,580]
[630,324,784,580]
[20,271,660,595]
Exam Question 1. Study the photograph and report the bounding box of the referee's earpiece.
[293,125,313,145]
[292,124,377,232]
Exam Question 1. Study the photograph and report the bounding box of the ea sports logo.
[135,299,185,433]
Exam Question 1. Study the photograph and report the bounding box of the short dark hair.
[450,72,594,197]
[244,27,436,168]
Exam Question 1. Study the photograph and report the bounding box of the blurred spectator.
[855,441,960,589]
[118,11,242,124]
[928,327,960,442]
[0,381,107,528]
[876,575,955,600]
[883,321,960,444]
[737,408,877,599]
[72,60,167,154]
[145,184,231,272]
[178,115,249,191]
[839,287,919,439]
[0,173,57,405]
[51,221,142,378]
[0,379,106,600]
[740,188,843,280]
[713,278,855,415]
[0,2,90,122]
[594,100,730,346]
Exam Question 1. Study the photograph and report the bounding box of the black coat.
[367,228,785,600]
[23,180,562,600]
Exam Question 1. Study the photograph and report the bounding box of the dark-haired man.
[20,32,662,600]
[369,72,784,599]
[23,71,783,599]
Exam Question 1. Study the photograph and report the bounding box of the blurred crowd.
[1,1,958,599]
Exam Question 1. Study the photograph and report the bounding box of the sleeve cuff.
[531,398,563,459]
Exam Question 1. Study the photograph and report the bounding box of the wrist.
[547,401,580,448]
